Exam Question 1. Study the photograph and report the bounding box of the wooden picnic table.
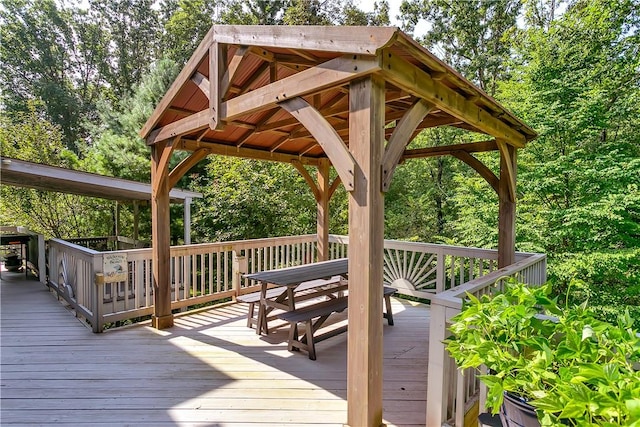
[243,258,348,335]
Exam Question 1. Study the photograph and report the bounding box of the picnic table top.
[243,258,348,287]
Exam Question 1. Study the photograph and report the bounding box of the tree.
[399,0,522,95]
[0,0,103,151]
[88,0,162,103]
[0,103,112,238]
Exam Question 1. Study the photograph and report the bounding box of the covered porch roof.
[141,25,536,427]
[0,157,202,204]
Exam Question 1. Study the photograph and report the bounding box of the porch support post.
[317,158,330,261]
[184,197,192,245]
[133,201,140,242]
[346,75,385,427]
[498,143,517,268]
[150,140,175,329]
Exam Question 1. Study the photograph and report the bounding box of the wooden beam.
[381,99,433,191]
[496,140,516,202]
[316,159,330,261]
[221,45,248,98]
[150,139,175,329]
[451,151,499,194]
[402,139,499,160]
[280,97,355,191]
[191,72,210,99]
[237,62,270,95]
[347,75,385,427]
[380,51,527,147]
[291,160,320,201]
[209,43,225,130]
[498,144,517,268]
[212,25,397,55]
[178,138,320,166]
[168,148,210,189]
[147,110,210,145]
[223,54,380,122]
[141,26,214,138]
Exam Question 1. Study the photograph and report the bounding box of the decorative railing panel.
[328,235,531,300]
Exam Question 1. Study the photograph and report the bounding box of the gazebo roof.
[140,25,536,165]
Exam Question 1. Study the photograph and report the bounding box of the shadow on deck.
[0,270,430,426]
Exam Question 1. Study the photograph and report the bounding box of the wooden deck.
[1,270,430,426]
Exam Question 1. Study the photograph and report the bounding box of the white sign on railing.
[103,252,128,282]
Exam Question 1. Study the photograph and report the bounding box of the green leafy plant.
[445,281,640,426]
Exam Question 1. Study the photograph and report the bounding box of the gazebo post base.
[151,314,174,329]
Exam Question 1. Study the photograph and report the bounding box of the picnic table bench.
[277,286,397,360]
[236,276,345,329]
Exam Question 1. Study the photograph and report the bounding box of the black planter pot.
[500,392,541,427]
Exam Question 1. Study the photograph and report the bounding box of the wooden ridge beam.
[380,50,527,147]
[382,99,433,191]
[280,97,355,191]
[223,54,380,123]
[212,25,397,55]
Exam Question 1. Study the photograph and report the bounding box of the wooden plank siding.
[1,271,430,426]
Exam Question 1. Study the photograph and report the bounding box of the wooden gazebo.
[140,25,536,427]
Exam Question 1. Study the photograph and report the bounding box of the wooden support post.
[114,201,121,250]
[498,144,517,268]
[151,140,174,329]
[184,197,192,245]
[317,159,330,261]
[133,201,139,243]
[346,76,385,427]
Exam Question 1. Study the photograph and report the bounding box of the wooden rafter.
[280,97,355,191]
[191,72,210,99]
[221,45,249,98]
[224,54,380,122]
[140,26,215,138]
[380,50,527,147]
[381,99,433,191]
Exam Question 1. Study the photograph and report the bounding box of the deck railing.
[425,252,547,426]
[46,234,546,343]
[329,234,533,300]
[48,234,321,331]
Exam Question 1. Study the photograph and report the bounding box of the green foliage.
[0,104,112,238]
[446,281,640,426]
[549,250,640,329]
[162,0,218,64]
[400,0,522,94]
[191,158,316,241]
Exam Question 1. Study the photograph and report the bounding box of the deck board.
[1,270,430,426]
